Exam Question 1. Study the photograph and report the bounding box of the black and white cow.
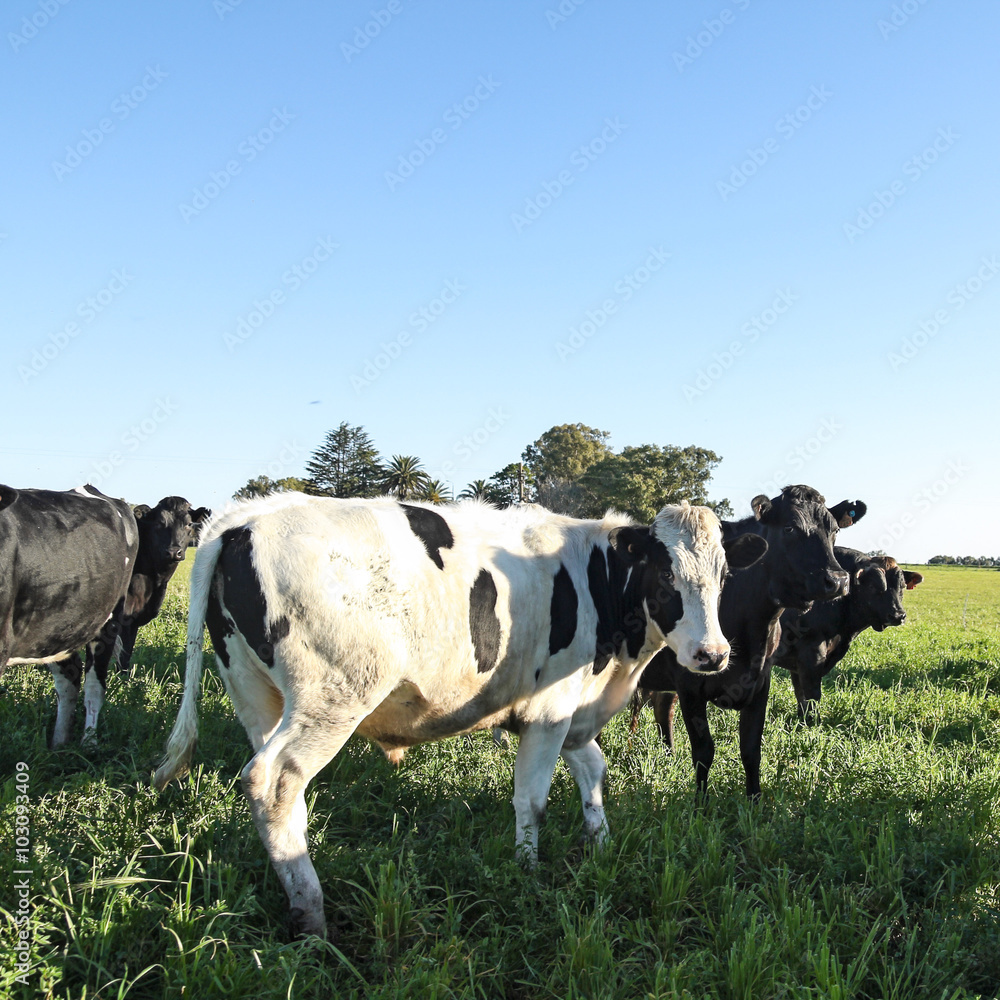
[155,493,766,937]
[636,485,866,797]
[67,496,210,734]
[773,547,923,724]
[0,484,138,746]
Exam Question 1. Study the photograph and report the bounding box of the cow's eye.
[783,525,794,535]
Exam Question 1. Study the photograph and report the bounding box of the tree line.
[927,555,999,567]
[233,421,733,523]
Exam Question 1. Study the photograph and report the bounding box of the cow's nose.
[168,547,185,561]
[823,570,849,597]
[891,611,906,625]
[693,646,729,671]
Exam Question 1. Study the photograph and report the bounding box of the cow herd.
[1,481,923,940]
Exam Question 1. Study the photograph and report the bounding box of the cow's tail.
[153,532,223,790]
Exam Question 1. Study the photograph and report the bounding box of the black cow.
[636,485,866,797]
[114,497,210,673]
[0,484,138,746]
[773,547,923,724]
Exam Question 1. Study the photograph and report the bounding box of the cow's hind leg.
[50,652,83,747]
[241,705,368,940]
[562,739,609,848]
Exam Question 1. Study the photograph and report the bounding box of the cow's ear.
[751,494,774,523]
[608,526,657,563]
[829,499,867,527]
[132,504,151,522]
[904,570,924,590]
[192,506,211,523]
[0,486,19,514]
[723,533,767,569]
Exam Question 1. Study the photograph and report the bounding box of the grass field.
[2,558,999,999]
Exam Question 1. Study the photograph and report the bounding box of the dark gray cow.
[0,484,138,746]
[773,547,923,724]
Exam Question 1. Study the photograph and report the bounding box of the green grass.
[2,557,999,999]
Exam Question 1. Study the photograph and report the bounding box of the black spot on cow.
[548,564,578,655]
[204,592,234,670]
[401,504,454,570]
[468,568,501,673]
[210,526,284,668]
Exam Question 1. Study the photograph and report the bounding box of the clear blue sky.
[3,0,997,562]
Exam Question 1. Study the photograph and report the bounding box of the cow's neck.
[587,542,651,674]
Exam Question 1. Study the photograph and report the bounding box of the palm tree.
[379,455,430,501]
[421,479,453,504]
[458,479,491,500]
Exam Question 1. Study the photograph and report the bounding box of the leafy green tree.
[521,423,611,513]
[578,444,731,522]
[380,455,430,501]
[233,475,308,501]
[487,463,534,507]
[522,423,611,485]
[304,422,383,498]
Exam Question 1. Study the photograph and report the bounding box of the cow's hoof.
[288,907,331,941]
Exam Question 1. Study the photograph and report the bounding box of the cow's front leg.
[50,652,83,747]
[511,718,572,866]
[677,690,714,795]
[738,669,772,799]
[562,739,608,848]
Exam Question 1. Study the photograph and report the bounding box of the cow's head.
[749,486,866,609]
[610,503,766,671]
[853,555,923,631]
[137,496,211,570]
